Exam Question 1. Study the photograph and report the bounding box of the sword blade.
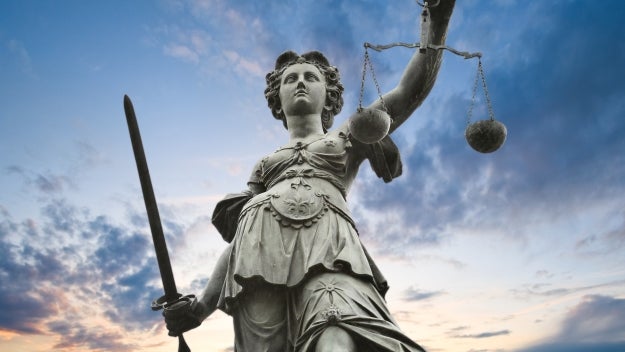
[123,95,179,302]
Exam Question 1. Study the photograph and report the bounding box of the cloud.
[517,295,625,352]
[5,165,72,195]
[518,342,625,352]
[0,220,58,333]
[481,2,625,193]
[35,173,69,193]
[0,196,176,349]
[164,43,200,64]
[351,0,625,258]
[47,321,135,352]
[557,295,625,343]
[453,329,511,339]
[151,0,417,88]
[152,1,274,79]
[575,211,625,256]
[403,286,446,302]
[222,50,264,78]
[75,140,108,169]
[6,39,35,77]
[0,124,218,349]
[510,280,625,301]
[5,141,107,198]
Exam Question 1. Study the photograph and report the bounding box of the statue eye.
[284,74,297,84]
[305,73,320,81]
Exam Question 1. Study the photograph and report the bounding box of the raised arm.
[370,0,455,134]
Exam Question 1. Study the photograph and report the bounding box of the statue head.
[265,51,344,132]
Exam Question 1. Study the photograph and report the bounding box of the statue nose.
[297,80,306,89]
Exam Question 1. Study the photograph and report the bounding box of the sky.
[1,0,625,351]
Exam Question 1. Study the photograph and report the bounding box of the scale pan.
[348,108,391,144]
[465,119,507,153]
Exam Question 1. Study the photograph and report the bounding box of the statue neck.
[286,113,324,141]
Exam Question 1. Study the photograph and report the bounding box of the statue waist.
[243,176,352,228]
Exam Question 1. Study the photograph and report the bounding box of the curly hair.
[264,51,344,132]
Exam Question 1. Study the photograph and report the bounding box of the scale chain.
[467,59,480,125]
[358,48,368,110]
[479,61,496,121]
[467,59,496,124]
[358,47,389,113]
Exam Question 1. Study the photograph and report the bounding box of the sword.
[124,95,193,352]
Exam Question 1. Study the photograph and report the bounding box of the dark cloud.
[75,140,107,168]
[47,319,135,352]
[352,1,625,256]
[447,325,469,333]
[0,196,183,348]
[5,165,71,194]
[575,211,625,256]
[0,214,61,333]
[102,263,163,329]
[92,215,150,274]
[88,212,170,330]
[34,173,68,193]
[535,270,554,279]
[42,198,82,233]
[510,280,625,301]
[453,329,510,339]
[517,341,625,352]
[4,142,105,199]
[352,99,479,254]
[403,287,446,302]
[486,2,625,194]
[517,295,625,352]
[558,295,625,343]
[605,216,625,245]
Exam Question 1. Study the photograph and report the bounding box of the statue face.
[279,63,326,117]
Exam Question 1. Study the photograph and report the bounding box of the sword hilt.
[151,293,195,311]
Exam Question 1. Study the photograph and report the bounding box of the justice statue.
[154,1,456,351]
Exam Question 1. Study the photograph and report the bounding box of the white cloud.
[164,43,200,64]
[7,39,35,77]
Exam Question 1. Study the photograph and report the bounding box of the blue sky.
[1,1,624,351]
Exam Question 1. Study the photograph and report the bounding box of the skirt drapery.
[217,196,425,351]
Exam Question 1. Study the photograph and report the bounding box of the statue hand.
[162,296,204,336]
[425,0,455,23]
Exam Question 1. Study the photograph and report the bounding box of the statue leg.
[290,271,426,352]
[233,283,289,352]
[315,326,356,352]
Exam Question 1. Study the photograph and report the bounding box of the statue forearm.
[383,0,455,133]
[196,244,231,320]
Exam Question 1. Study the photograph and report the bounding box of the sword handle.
[178,335,191,352]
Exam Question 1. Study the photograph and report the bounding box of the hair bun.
[274,51,299,69]
[273,50,331,70]
[301,51,330,67]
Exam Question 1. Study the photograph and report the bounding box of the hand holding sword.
[124,95,203,351]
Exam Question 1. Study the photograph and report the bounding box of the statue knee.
[315,326,356,352]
